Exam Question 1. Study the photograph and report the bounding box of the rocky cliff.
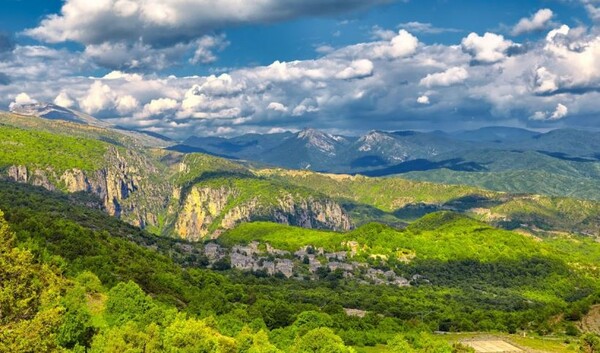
[4,147,170,228]
[172,184,352,241]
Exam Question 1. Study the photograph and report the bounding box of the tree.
[163,315,237,353]
[0,210,66,352]
[292,311,334,336]
[105,281,155,326]
[388,335,415,353]
[292,327,355,353]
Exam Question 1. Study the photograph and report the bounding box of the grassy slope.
[257,169,488,212]
[258,168,600,236]
[0,124,108,172]
[220,212,552,262]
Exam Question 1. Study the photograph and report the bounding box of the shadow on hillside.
[357,158,488,177]
[349,155,389,169]
[341,202,408,229]
[392,195,505,221]
[167,144,239,160]
[537,150,600,163]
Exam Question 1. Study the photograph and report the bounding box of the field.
[354,333,578,353]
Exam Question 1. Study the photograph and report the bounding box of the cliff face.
[4,147,170,228]
[172,185,352,241]
[4,147,352,240]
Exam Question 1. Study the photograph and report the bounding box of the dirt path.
[580,304,600,334]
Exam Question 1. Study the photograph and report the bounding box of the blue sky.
[1,0,599,137]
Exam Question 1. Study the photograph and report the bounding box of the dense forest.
[2,181,600,352]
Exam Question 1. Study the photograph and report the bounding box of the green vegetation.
[2,180,600,352]
[0,183,600,352]
[259,168,600,236]
[0,124,108,172]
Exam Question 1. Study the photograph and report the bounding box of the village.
[201,241,413,286]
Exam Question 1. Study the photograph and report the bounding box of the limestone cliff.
[4,147,170,229]
[172,184,352,241]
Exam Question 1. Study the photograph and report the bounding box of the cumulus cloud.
[335,59,374,80]
[9,92,37,110]
[138,98,179,118]
[79,81,116,114]
[511,9,554,36]
[27,0,389,44]
[417,95,430,104]
[530,103,568,121]
[24,0,388,70]
[420,67,469,87]
[5,19,600,137]
[267,102,288,113]
[461,32,515,63]
[116,95,140,114]
[372,30,419,59]
[54,91,75,108]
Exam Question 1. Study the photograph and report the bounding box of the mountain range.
[3,104,600,241]
[173,126,600,201]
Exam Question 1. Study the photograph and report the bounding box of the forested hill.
[2,111,600,242]
[1,180,600,352]
[2,111,600,351]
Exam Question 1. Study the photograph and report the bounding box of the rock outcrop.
[3,147,170,229]
[173,184,352,241]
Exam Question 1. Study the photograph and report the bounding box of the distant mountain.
[181,128,476,172]
[10,102,111,127]
[178,126,600,200]
[450,126,538,143]
[9,103,172,148]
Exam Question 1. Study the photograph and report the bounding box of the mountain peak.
[296,128,346,155]
[10,102,110,127]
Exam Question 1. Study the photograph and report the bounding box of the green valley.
[2,112,600,352]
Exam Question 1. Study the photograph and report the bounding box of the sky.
[1,0,600,138]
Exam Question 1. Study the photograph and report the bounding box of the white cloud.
[5,16,600,137]
[315,45,335,54]
[79,81,116,114]
[372,30,419,59]
[190,34,230,64]
[550,103,568,120]
[417,95,430,104]
[420,67,469,87]
[398,21,460,34]
[533,67,558,94]
[335,59,374,80]
[116,95,140,114]
[546,24,570,42]
[461,32,515,63]
[139,98,179,118]
[102,71,143,81]
[511,9,554,36]
[530,103,568,121]
[9,92,37,109]
[24,0,387,70]
[267,102,288,113]
[581,0,600,22]
[54,91,75,108]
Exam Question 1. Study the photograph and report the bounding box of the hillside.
[178,127,600,202]
[1,180,598,351]
[3,111,600,242]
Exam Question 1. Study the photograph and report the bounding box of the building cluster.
[202,241,411,286]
